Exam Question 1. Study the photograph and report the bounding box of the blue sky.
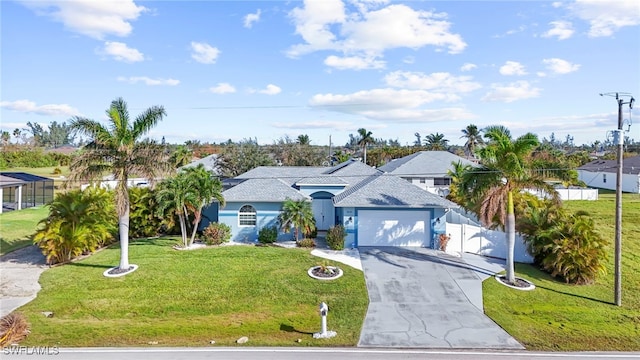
[2,0,639,147]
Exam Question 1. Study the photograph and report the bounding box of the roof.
[0,175,27,187]
[378,151,477,177]
[578,156,640,175]
[333,174,459,208]
[235,166,325,186]
[295,176,349,186]
[222,178,310,202]
[180,154,220,174]
[0,172,52,182]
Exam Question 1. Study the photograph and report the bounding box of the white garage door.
[357,210,430,247]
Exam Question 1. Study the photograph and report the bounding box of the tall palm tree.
[458,125,559,284]
[69,97,169,272]
[296,134,311,145]
[423,133,449,150]
[156,172,197,248]
[171,144,194,168]
[278,198,315,241]
[357,128,374,165]
[460,124,484,158]
[181,164,225,245]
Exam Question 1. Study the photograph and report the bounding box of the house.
[207,160,459,248]
[377,151,477,195]
[0,172,54,214]
[180,153,220,175]
[577,156,640,193]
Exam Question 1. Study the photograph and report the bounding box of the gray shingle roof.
[333,174,459,208]
[222,178,310,202]
[578,156,640,175]
[181,154,219,174]
[236,166,325,185]
[296,176,349,186]
[378,151,477,176]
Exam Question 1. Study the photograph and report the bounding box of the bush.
[258,225,278,244]
[0,312,30,347]
[303,218,318,239]
[52,167,62,175]
[203,222,231,245]
[129,187,164,239]
[296,238,316,248]
[438,233,451,251]
[326,225,346,250]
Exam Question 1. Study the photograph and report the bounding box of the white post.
[313,302,336,339]
[16,185,22,210]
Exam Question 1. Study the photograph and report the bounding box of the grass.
[18,239,369,347]
[0,206,48,255]
[483,192,640,351]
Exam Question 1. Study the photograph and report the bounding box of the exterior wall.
[578,170,640,194]
[199,202,220,231]
[338,206,443,249]
[400,176,450,196]
[445,223,534,263]
[219,202,289,242]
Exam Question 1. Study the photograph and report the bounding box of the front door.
[312,199,334,230]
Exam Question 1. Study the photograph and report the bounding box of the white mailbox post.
[313,302,336,339]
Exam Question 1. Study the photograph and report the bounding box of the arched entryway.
[310,191,335,231]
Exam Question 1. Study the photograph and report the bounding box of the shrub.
[303,218,318,239]
[326,225,346,250]
[438,233,451,251]
[296,238,316,248]
[0,312,30,347]
[52,167,62,175]
[258,225,278,244]
[203,222,232,245]
[129,187,164,239]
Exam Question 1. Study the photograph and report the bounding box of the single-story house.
[205,160,459,249]
[378,151,477,196]
[577,155,640,193]
[0,172,54,213]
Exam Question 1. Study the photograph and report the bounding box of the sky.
[1,0,639,148]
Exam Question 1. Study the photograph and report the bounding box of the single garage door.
[357,210,430,247]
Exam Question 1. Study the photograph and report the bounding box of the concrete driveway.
[358,247,523,349]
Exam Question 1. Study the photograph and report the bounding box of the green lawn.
[483,192,640,351]
[0,206,48,255]
[18,239,369,347]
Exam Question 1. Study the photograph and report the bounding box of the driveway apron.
[358,247,523,349]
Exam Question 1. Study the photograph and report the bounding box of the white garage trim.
[357,209,431,247]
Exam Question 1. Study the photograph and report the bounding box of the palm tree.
[423,133,449,150]
[296,134,311,145]
[357,128,374,165]
[156,172,197,248]
[278,198,315,241]
[461,124,484,158]
[170,144,194,168]
[181,164,225,245]
[457,125,560,284]
[69,97,169,272]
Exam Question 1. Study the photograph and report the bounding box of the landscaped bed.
[18,238,369,347]
[483,193,640,351]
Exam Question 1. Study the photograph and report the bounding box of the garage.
[357,209,430,247]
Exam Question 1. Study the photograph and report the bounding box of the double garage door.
[357,210,431,247]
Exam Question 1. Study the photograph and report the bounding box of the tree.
[296,134,311,145]
[218,138,274,177]
[456,125,560,284]
[414,132,422,147]
[1,131,10,146]
[12,128,21,143]
[181,164,225,245]
[278,198,315,241]
[170,144,194,168]
[357,128,374,165]
[156,172,197,248]
[68,97,169,272]
[460,124,483,158]
[423,133,449,150]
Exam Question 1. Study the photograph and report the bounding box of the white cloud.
[542,20,574,40]
[569,0,640,37]
[403,56,415,64]
[0,99,81,117]
[287,2,466,65]
[460,63,477,72]
[244,9,261,28]
[101,41,144,62]
[542,58,581,74]
[272,120,356,130]
[254,84,281,95]
[117,76,179,86]
[190,41,220,64]
[209,83,236,94]
[384,71,481,93]
[18,0,146,39]
[324,55,385,70]
[499,61,527,76]
[481,81,541,103]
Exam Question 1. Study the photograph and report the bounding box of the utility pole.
[600,92,635,306]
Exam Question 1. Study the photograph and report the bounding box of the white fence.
[525,188,599,201]
[445,223,534,263]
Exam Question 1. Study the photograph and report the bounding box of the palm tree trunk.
[190,209,202,246]
[179,214,188,248]
[506,191,516,284]
[363,146,367,165]
[118,210,130,270]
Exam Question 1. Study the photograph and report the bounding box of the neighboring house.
[577,156,640,193]
[0,172,54,214]
[180,153,220,175]
[80,175,151,191]
[206,160,459,248]
[378,151,477,196]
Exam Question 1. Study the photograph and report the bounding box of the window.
[434,178,451,186]
[239,205,256,226]
[603,174,607,183]
[419,178,426,184]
